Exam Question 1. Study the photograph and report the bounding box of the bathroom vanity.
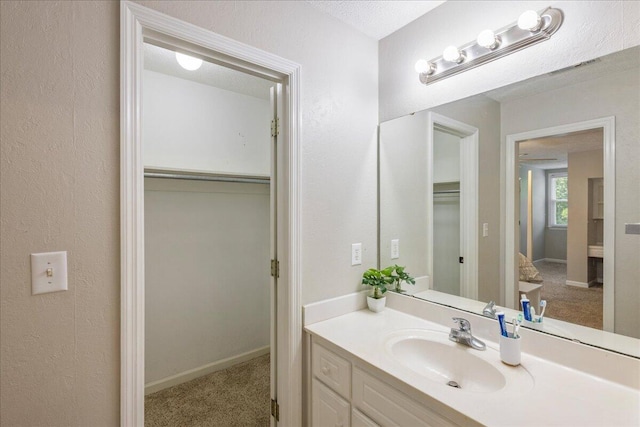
[304,292,640,427]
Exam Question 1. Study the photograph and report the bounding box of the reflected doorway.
[517,129,604,329]
[505,116,615,332]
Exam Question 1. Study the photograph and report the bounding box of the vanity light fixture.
[443,46,465,63]
[415,7,563,86]
[517,10,542,32]
[476,29,500,50]
[175,52,203,71]
[414,59,436,75]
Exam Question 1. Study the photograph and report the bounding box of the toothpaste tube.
[521,298,532,321]
[496,311,508,337]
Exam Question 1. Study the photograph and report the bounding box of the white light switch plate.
[391,239,400,259]
[31,251,68,295]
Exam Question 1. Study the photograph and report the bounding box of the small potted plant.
[362,267,394,312]
[388,265,415,294]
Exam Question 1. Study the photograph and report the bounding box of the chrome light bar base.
[418,7,563,86]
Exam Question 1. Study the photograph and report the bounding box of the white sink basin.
[385,329,534,394]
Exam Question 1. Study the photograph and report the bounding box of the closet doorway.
[141,42,277,426]
[121,3,303,425]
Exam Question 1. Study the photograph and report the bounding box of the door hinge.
[271,399,280,421]
[270,259,280,278]
[459,256,464,264]
[271,117,280,137]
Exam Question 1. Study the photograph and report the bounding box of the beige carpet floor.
[145,354,270,427]
[535,261,603,330]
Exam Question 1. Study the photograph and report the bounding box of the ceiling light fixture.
[175,52,203,71]
[415,7,563,86]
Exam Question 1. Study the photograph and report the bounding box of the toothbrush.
[530,306,536,322]
[496,311,508,337]
[538,300,547,321]
[512,317,521,338]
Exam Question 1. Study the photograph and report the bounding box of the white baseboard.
[566,280,589,288]
[538,258,567,264]
[144,345,270,395]
[588,279,603,287]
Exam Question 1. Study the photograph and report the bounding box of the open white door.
[269,84,281,426]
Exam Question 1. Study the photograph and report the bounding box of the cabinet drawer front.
[352,368,456,427]
[313,342,352,399]
[313,379,350,427]
[352,408,380,427]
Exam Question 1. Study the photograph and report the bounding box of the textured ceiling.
[519,129,603,170]
[143,43,274,100]
[306,0,446,40]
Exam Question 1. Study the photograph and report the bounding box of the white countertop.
[305,308,640,427]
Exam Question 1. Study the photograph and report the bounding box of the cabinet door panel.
[352,368,456,427]
[312,379,350,427]
[313,341,352,399]
[352,408,379,427]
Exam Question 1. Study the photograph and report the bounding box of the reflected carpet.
[535,261,603,330]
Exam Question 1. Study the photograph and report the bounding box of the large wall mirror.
[379,45,639,358]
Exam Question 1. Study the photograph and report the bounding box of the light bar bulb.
[414,59,435,75]
[477,29,500,49]
[443,46,463,63]
[175,52,203,71]
[518,10,542,31]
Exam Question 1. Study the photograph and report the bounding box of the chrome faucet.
[482,301,497,319]
[449,317,486,351]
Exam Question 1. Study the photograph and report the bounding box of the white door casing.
[504,117,615,331]
[120,2,302,425]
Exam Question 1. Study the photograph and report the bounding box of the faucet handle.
[452,317,471,332]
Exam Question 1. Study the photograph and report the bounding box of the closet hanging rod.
[433,190,460,194]
[144,171,270,184]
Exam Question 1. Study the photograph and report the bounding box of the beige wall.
[1,1,378,424]
[0,1,120,425]
[567,150,604,284]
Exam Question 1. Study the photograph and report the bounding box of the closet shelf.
[144,167,270,184]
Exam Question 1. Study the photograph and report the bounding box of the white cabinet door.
[352,368,457,427]
[352,408,379,427]
[313,379,350,427]
[313,341,351,399]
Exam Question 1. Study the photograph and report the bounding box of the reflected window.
[548,172,568,227]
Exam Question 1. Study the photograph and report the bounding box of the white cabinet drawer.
[313,379,350,427]
[313,341,351,399]
[352,367,456,427]
[352,408,379,427]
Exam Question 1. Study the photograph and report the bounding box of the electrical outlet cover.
[31,251,68,295]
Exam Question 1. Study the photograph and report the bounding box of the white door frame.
[120,2,302,425]
[504,116,615,331]
[426,112,479,300]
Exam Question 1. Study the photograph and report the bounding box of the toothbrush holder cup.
[499,333,521,366]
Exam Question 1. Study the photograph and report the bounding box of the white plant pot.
[367,296,386,313]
